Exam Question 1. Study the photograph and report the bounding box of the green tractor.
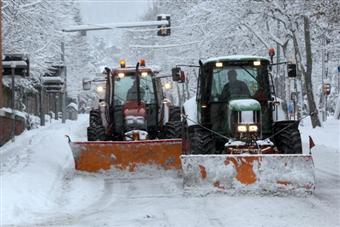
[175,55,302,155]
[175,55,314,194]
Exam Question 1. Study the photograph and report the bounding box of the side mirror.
[287,63,297,78]
[82,78,92,90]
[172,67,181,82]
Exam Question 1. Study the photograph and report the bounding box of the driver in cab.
[126,80,145,101]
[220,69,250,101]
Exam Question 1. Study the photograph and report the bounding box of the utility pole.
[276,20,281,98]
[338,58,340,95]
[55,94,58,120]
[321,34,326,122]
[39,85,45,126]
[61,42,67,123]
[10,63,16,142]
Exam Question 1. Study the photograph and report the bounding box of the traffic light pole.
[62,16,170,36]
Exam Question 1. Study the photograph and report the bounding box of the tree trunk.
[303,15,321,128]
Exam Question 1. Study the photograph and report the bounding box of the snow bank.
[300,117,340,152]
[1,115,88,225]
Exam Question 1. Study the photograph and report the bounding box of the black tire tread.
[164,121,182,139]
[273,121,302,154]
[188,126,215,154]
[87,109,106,141]
[169,106,181,122]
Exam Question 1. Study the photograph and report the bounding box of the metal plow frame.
[181,154,315,195]
[69,139,182,172]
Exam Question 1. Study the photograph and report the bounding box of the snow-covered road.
[1,115,339,227]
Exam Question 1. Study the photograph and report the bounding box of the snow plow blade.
[69,139,182,172]
[181,154,315,194]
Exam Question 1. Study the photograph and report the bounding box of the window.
[211,66,259,101]
[114,74,156,104]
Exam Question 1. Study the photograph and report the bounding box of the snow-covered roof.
[66,102,78,111]
[0,107,27,120]
[42,76,64,84]
[111,66,159,74]
[2,60,28,68]
[2,76,37,93]
[204,55,270,64]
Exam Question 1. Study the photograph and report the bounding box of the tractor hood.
[228,99,261,112]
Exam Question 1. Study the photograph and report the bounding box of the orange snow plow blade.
[181,154,315,194]
[69,139,182,172]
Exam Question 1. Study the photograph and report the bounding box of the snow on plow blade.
[69,139,182,172]
[181,154,315,194]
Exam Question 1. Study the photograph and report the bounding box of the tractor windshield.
[114,73,156,105]
[211,66,259,101]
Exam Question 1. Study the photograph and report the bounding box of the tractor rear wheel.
[87,109,106,141]
[273,121,302,154]
[188,125,215,154]
[164,121,182,139]
[169,106,181,122]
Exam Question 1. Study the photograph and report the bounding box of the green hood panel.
[229,99,261,112]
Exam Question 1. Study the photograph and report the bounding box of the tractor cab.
[196,56,273,150]
[106,60,163,140]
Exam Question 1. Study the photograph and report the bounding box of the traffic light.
[287,63,297,78]
[322,83,331,96]
[157,14,171,36]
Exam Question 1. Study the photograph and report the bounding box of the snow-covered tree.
[122,0,339,126]
[2,0,96,101]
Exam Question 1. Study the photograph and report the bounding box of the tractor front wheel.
[87,109,106,141]
[273,121,302,154]
[164,121,182,139]
[188,125,215,154]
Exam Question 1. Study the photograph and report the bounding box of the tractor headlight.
[237,125,247,133]
[248,125,258,132]
[125,116,145,126]
[135,116,145,125]
[141,72,148,77]
[96,85,104,93]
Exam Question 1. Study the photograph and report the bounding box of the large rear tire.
[87,109,106,141]
[273,121,302,154]
[169,106,181,122]
[188,125,215,154]
[164,121,182,139]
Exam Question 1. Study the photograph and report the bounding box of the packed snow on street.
[1,115,339,227]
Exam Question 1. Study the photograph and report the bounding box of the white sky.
[78,0,151,47]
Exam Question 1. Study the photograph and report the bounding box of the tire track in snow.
[0,133,42,175]
[7,174,124,227]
